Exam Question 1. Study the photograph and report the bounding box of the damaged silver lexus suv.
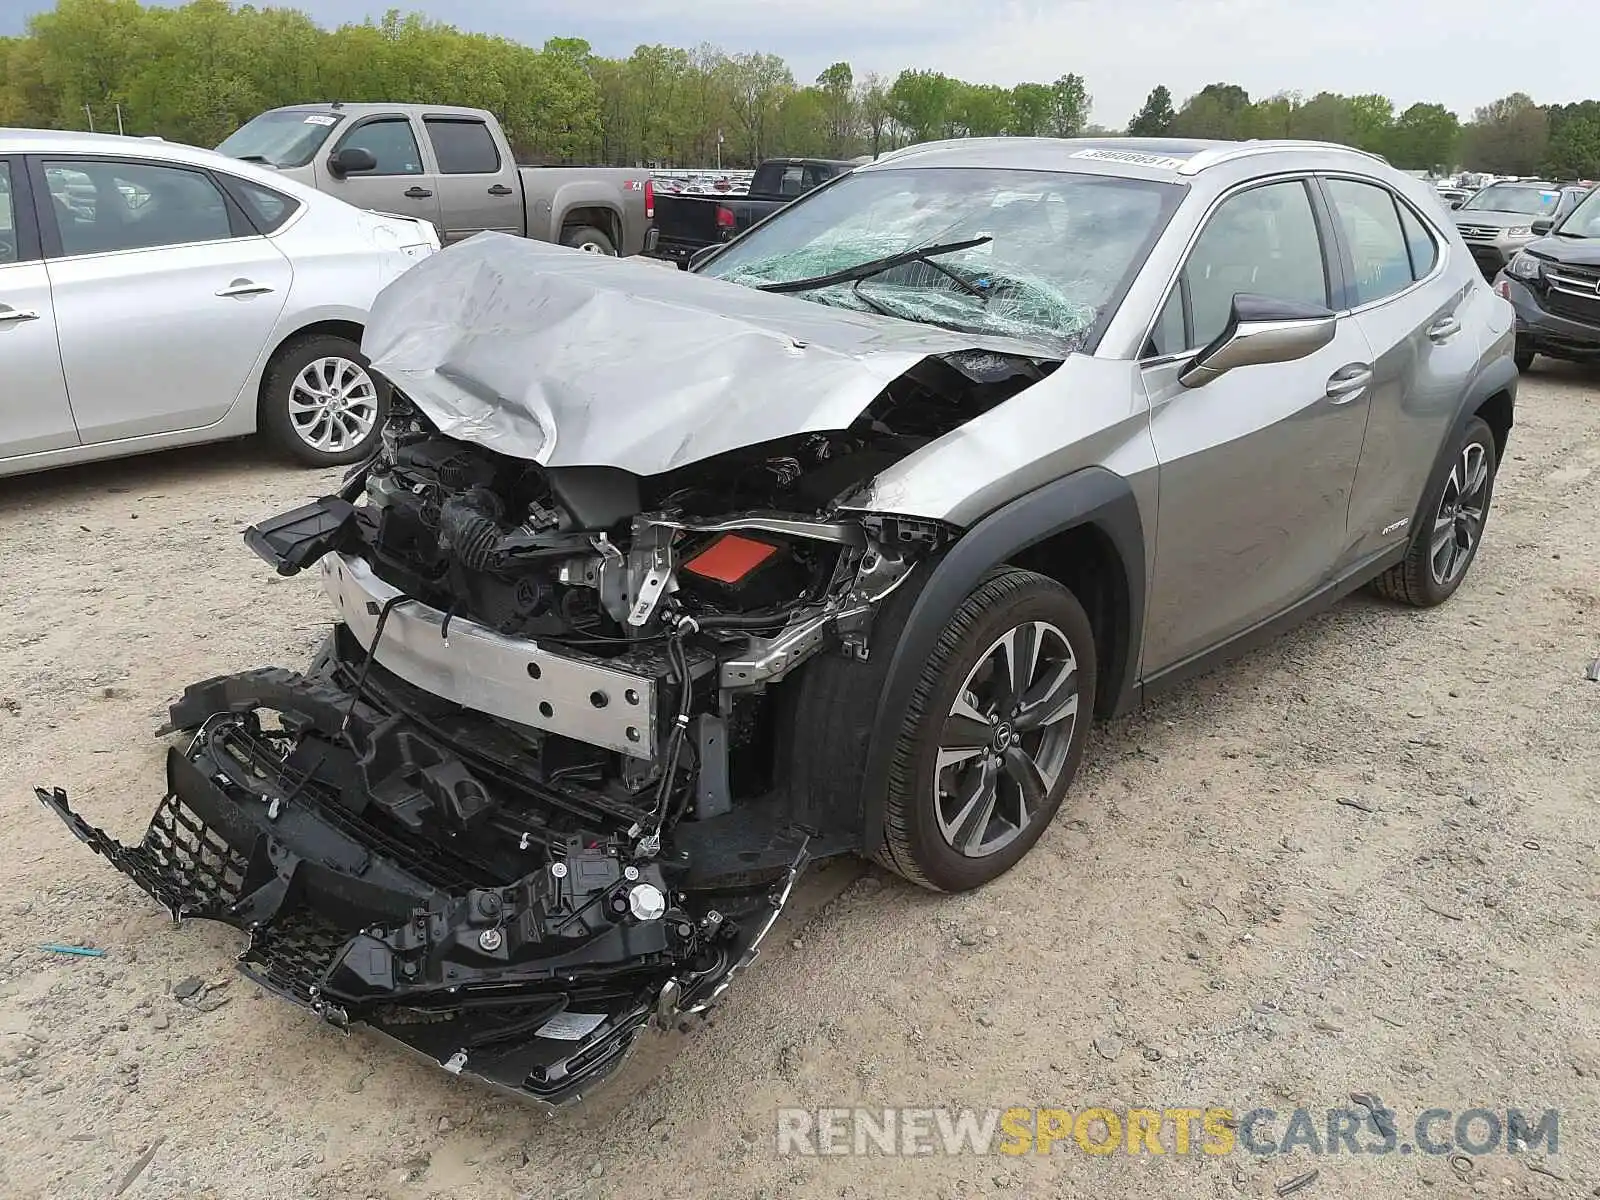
[41,138,1517,1105]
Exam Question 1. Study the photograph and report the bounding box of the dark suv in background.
[1495,183,1600,370]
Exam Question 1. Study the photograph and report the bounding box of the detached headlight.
[1507,252,1544,281]
[1504,226,1533,239]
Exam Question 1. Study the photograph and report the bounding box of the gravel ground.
[1,368,1596,1200]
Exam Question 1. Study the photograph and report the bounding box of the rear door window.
[1324,178,1416,305]
[424,118,502,174]
[42,160,239,256]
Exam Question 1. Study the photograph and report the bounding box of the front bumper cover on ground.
[37,671,805,1107]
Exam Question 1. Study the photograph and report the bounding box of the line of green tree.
[3,0,1599,179]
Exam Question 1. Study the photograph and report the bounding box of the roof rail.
[1177,140,1388,176]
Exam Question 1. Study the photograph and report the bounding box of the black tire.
[562,225,616,255]
[869,568,1098,892]
[1514,343,1535,373]
[259,334,389,467]
[1370,415,1498,608]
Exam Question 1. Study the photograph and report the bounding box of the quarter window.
[1397,201,1438,280]
[1325,178,1414,305]
[336,119,424,176]
[43,160,235,256]
[1149,179,1329,356]
[225,177,300,233]
[0,162,17,263]
[424,118,501,175]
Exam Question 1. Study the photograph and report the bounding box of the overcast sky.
[2,0,1594,127]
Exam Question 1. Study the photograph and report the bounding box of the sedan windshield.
[1461,184,1560,216]
[698,166,1184,352]
[215,110,343,168]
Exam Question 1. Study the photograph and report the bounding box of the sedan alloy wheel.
[289,356,380,454]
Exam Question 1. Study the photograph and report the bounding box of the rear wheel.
[1370,415,1497,608]
[259,334,388,467]
[562,225,616,255]
[874,568,1097,892]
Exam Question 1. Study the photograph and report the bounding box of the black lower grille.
[40,786,248,919]
[240,906,355,1007]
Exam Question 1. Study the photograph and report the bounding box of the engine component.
[680,533,807,611]
[439,487,507,571]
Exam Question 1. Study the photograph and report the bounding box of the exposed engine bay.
[38,344,1049,1106]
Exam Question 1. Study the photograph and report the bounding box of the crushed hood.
[362,232,1056,476]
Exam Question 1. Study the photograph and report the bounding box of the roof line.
[1178,140,1389,176]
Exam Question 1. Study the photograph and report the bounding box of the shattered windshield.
[698,166,1184,352]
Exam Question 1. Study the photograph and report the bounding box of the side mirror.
[686,245,719,271]
[1531,218,1553,236]
[1449,200,1463,210]
[1179,294,1338,389]
[327,146,377,178]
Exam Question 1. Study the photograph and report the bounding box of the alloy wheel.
[288,357,379,453]
[934,621,1080,858]
[1430,441,1489,586]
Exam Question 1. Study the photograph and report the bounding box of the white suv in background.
[0,130,438,476]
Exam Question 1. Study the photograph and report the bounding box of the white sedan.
[0,129,439,475]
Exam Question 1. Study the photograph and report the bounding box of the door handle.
[1426,315,1461,343]
[404,186,434,199]
[215,280,274,298]
[1325,363,1373,404]
[487,183,514,196]
[0,305,40,323]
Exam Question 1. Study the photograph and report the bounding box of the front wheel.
[875,568,1097,892]
[259,334,389,467]
[1514,340,1535,373]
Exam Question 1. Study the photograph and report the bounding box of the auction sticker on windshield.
[303,114,338,126]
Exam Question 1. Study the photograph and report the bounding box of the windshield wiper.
[231,154,271,164]
[754,236,994,296]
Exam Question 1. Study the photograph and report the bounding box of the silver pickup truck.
[217,102,652,255]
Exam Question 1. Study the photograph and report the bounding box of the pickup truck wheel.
[1514,342,1535,373]
[875,568,1097,892]
[259,334,389,467]
[563,226,616,256]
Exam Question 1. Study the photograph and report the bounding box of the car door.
[0,157,78,458]
[33,155,293,443]
[1320,176,1482,565]
[421,115,520,241]
[322,114,442,231]
[1140,176,1374,674]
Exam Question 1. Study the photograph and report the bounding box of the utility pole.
[115,104,124,135]
[716,128,723,172]
[83,104,94,132]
